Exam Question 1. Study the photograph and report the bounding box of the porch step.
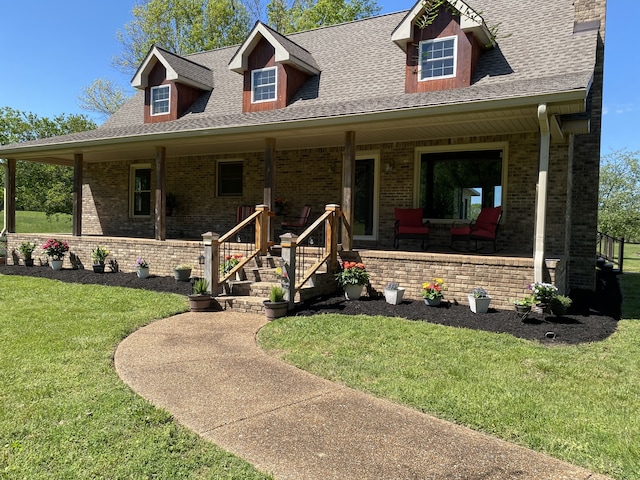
[213,295,267,314]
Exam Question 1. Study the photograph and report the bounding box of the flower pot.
[50,259,63,270]
[424,297,441,307]
[384,287,405,305]
[188,294,211,312]
[93,263,105,274]
[515,304,532,319]
[468,294,491,314]
[343,284,364,301]
[174,268,191,281]
[137,266,150,279]
[24,258,34,267]
[263,300,289,320]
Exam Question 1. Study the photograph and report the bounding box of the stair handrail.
[596,231,625,273]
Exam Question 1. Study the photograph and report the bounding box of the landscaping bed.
[1,264,619,345]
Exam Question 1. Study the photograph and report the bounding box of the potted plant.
[383,281,405,305]
[188,278,211,311]
[42,238,70,270]
[335,261,369,300]
[19,241,36,267]
[135,257,150,279]
[468,287,491,314]
[528,282,558,312]
[91,245,109,273]
[263,285,288,320]
[221,254,243,280]
[550,295,572,317]
[512,295,534,318]
[422,278,446,306]
[174,263,192,281]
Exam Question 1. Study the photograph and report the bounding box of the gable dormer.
[228,22,320,113]
[131,45,214,123]
[392,0,493,94]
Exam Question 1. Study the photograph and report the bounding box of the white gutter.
[534,104,550,282]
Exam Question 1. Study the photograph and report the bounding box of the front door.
[354,154,379,241]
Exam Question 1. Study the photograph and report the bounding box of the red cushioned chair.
[394,208,430,250]
[281,205,312,235]
[450,206,502,252]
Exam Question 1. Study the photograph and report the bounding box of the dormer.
[229,22,320,113]
[391,0,494,94]
[131,45,214,123]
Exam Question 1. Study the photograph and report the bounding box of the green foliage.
[18,241,36,259]
[598,149,640,240]
[259,312,640,479]
[78,78,130,118]
[269,285,285,302]
[192,277,210,295]
[0,210,72,234]
[0,276,270,479]
[0,107,96,216]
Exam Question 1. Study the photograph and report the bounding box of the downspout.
[534,104,550,282]
[1,160,6,236]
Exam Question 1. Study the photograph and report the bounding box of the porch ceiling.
[5,101,582,166]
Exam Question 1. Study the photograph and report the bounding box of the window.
[151,85,170,115]
[419,36,457,81]
[130,165,152,217]
[217,161,243,196]
[417,149,503,220]
[251,67,277,103]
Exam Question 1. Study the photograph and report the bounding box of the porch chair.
[450,206,502,252]
[281,205,312,235]
[236,205,254,242]
[393,208,430,250]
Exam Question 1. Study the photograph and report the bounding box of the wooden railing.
[596,231,624,273]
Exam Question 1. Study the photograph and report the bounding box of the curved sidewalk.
[115,312,609,480]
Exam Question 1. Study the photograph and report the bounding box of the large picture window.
[418,149,503,220]
[217,161,243,196]
[419,36,457,81]
[130,165,152,217]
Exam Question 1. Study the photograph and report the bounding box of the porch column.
[155,146,166,241]
[264,138,276,242]
[534,104,550,282]
[341,131,355,250]
[202,231,220,295]
[3,159,16,234]
[72,153,83,236]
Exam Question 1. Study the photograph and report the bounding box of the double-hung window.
[251,67,277,103]
[130,165,152,217]
[151,85,170,115]
[419,36,457,81]
[217,160,243,196]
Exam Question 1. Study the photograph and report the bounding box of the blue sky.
[0,0,635,155]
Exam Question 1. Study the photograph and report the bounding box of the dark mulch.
[1,264,620,345]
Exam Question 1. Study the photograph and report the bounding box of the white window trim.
[216,158,244,197]
[413,142,509,224]
[418,35,458,81]
[251,66,277,104]
[130,163,152,218]
[150,84,171,116]
[354,151,380,242]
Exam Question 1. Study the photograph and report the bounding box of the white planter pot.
[468,294,491,314]
[50,259,63,270]
[384,287,405,305]
[137,267,150,279]
[343,284,364,300]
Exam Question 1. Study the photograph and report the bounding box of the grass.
[0,276,271,479]
[259,278,640,479]
[624,242,640,274]
[0,210,72,233]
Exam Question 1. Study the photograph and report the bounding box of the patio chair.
[450,206,502,252]
[281,205,312,235]
[394,208,430,250]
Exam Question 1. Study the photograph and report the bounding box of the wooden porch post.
[155,146,166,241]
[264,138,276,242]
[534,104,550,282]
[255,204,270,255]
[3,159,16,234]
[72,153,83,236]
[341,131,355,250]
[325,203,341,272]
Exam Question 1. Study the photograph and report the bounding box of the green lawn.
[0,276,271,479]
[0,210,72,233]
[259,276,640,479]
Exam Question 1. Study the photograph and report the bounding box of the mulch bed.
[1,264,620,345]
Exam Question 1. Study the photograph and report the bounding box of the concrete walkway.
[115,311,609,480]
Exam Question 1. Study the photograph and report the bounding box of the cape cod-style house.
[0,0,606,310]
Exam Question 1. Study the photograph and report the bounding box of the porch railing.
[596,231,624,274]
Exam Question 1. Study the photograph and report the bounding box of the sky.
[1,0,636,156]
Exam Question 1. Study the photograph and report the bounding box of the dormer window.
[251,67,277,103]
[151,85,170,115]
[419,36,457,81]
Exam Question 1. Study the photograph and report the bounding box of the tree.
[113,0,252,74]
[598,149,640,240]
[0,107,97,216]
[78,78,130,119]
